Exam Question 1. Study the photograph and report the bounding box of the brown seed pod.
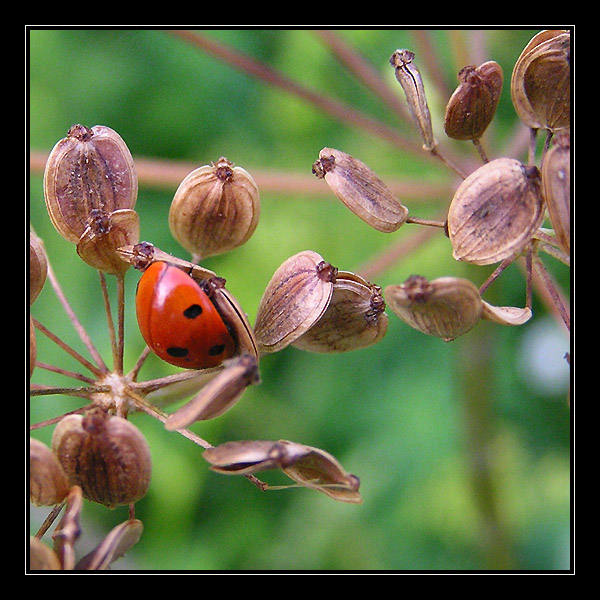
[279,441,362,504]
[481,301,532,326]
[312,148,408,233]
[511,30,570,132]
[29,437,70,506]
[44,124,138,244]
[389,49,436,151]
[30,231,48,305]
[30,537,62,571]
[76,208,140,275]
[542,132,570,254]
[52,408,152,508]
[444,61,503,141]
[447,158,544,265]
[254,251,336,353]
[385,275,483,341]
[165,353,260,429]
[202,440,293,475]
[292,271,388,353]
[169,157,260,261]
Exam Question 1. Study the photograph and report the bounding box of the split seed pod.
[292,271,388,353]
[312,148,408,233]
[447,158,544,265]
[444,61,503,141]
[52,408,152,508]
[254,251,337,353]
[169,157,260,261]
[385,275,483,341]
[542,132,570,254]
[203,439,362,503]
[44,124,138,244]
[76,208,140,275]
[511,30,570,132]
[30,438,70,506]
[165,353,260,429]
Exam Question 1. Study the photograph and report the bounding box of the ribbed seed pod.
[385,275,483,341]
[29,438,70,506]
[30,231,48,305]
[447,158,544,265]
[444,61,503,141]
[312,148,408,233]
[542,131,570,254]
[292,271,388,353]
[511,30,570,132]
[43,124,138,244]
[52,408,152,508]
[254,251,336,353]
[169,157,260,261]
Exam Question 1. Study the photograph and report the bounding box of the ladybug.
[135,261,236,369]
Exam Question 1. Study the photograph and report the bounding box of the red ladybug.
[135,261,236,369]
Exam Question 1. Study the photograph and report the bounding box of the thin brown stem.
[34,361,96,384]
[531,253,570,331]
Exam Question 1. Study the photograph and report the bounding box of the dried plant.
[29,29,571,571]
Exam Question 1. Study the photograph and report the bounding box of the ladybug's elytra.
[135,261,236,369]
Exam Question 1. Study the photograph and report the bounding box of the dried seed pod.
[542,132,570,254]
[30,437,70,506]
[76,208,140,274]
[254,251,336,353]
[44,124,138,244]
[389,49,436,150]
[203,440,293,475]
[481,301,532,326]
[447,158,544,265]
[385,275,483,341]
[511,30,570,132]
[52,408,152,508]
[30,231,48,305]
[292,271,388,353]
[444,61,503,141]
[279,441,362,504]
[165,353,260,429]
[312,148,408,233]
[169,157,260,261]
[76,519,143,571]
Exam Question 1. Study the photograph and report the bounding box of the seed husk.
[30,231,48,305]
[444,61,503,141]
[511,30,570,132]
[76,208,140,274]
[52,408,152,508]
[29,437,70,506]
[169,157,260,261]
[447,158,544,265]
[312,148,408,233]
[44,124,138,244]
[542,131,570,254]
[385,275,483,341]
[292,271,388,353]
[254,251,336,353]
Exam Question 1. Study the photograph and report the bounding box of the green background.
[29,29,571,571]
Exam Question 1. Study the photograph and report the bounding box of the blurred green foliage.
[29,28,571,572]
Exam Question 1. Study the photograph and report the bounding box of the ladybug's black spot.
[183,304,203,319]
[167,346,189,358]
[208,344,226,356]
